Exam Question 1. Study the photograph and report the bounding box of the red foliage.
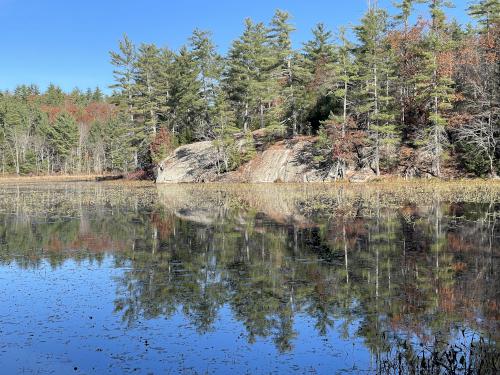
[40,100,116,125]
[323,116,366,165]
[149,128,174,163]
[150,212,175,240]
[79,102,116,123]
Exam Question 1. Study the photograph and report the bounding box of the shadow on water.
[0,182,498,373]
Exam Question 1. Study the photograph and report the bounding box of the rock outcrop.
[156,141,219,183]
[228,138,327,182]
[156,135,374,183]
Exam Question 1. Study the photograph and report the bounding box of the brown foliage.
[322,116,366,165]
[150,128,175,164]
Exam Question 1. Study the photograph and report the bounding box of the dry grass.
[0,174,102,183]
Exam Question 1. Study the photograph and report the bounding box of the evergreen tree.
[468,0,500,32]
[414,0,456,176]
[354,6,399,175]
[301,23,337,133]
[44,84,65,106]
[225,19,274,132]
[156,47,176,131]
[14,84,40,101]
[168,46,203,143]
[43,112,78,171]
[392,0,425,143]
[92,87,104,102]
[109,34,142,167]
[0,96,29,174]
[135,43,161,137]
[333,27,357,136]
[110,34,137,122]
[189,29,222,139]
[268,10,298,135]
[212,90,241,172]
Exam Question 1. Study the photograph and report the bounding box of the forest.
[0,0,498,177]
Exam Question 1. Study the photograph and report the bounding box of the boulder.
[236,139,326,182]
[156,141,219,183]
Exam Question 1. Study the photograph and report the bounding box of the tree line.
[0,84,133,174]
[0,0,498,177]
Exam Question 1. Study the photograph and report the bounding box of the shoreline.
[0,174,498,187]
[0,174,104,183]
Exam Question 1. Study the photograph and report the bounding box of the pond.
[0,182,498,374]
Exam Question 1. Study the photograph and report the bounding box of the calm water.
[0,182,498,374]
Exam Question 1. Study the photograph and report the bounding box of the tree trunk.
[343,79,348,137]
[15,144,20,175]
[373,64,380,176]
[259,103,264,129]
[244,102,249,132]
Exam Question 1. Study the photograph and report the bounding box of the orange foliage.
[446,232,473,252]
[451,261,467,273]
[150,212,175,240]
[437,50,455,77]
[40,100,116,125]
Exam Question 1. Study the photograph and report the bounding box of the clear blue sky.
[0,0,471,93]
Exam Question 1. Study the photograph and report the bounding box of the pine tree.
[0,96,29,174]
[168,46,203,143]
[354,6,399,175]
[414,0,455,176]
[135,43,161,137]
[212,89,241,172]
[334,27,357,136]
[43,112,78,172]
[468,0,500,32]
[106,114,136,171]
[14,84,40,101]
[44,84,65,106]
[156,47,176,132]
[224,21,252,131]
[392,0,426,143]
[110,34,137,122]
[109,34,142,167]
[394,0,426,30]
[301,23,337,133]
[225,19,274,132]
[268,10,298,135]
[189,29,222,139]
[92,87,104,102]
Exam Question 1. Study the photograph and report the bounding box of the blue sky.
[0,0,471,93]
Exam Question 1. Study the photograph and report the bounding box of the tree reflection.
[0,183,498,361]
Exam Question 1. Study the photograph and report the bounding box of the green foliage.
[468,0,500,32]
[354,7,400,174]
[2,4,497,178]
[44,112,78,161]
[212,91,256,172]
[456,141,493,176]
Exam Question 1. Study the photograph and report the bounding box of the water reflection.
[0,183,498,373]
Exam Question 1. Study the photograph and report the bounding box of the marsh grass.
[0,179,498,222]
[0,174,104,183]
